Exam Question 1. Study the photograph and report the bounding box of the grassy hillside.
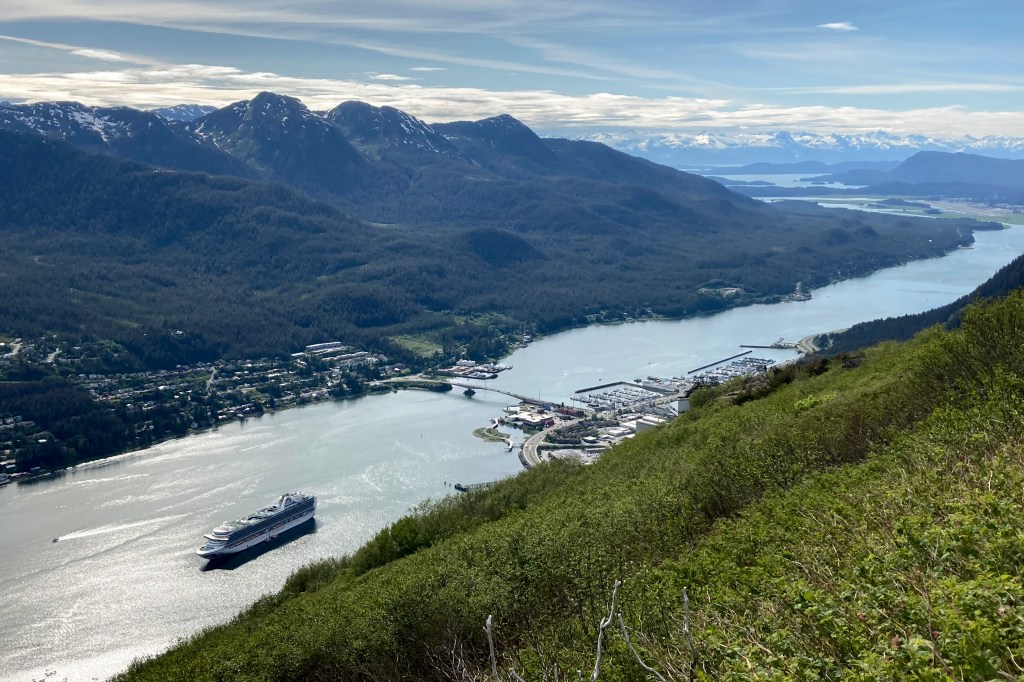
[118,292,1024,680]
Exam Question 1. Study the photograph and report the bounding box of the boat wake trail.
[58,514,188,541]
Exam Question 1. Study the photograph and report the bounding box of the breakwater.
[687,349,752,374]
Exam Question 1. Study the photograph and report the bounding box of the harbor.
[503,349,780,467]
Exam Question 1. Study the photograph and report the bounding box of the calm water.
[712,173,862,189]
[2,225,1024,681]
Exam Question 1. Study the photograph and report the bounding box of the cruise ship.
[197,492,316,559]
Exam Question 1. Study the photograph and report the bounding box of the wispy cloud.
[368,73,413,81]
[776,82,1024,95]
[818,21,858,32]
[1,61,1022,138]
[0,34,146,64]
[409,66,447,72]
[70,48,127,62]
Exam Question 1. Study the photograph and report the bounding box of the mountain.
[433,113,564,177]
[0,100,250,176]
[325,101,462,161]
[811,151,1024,192]
[186,92,367,195]
[580,129,1024,166]
[0,126,987,364]
[0,94,772,228]
[151,104,217,121]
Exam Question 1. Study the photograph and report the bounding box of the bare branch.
[617,612,667,682]
[509,670,526,682]
[486,615,498,680]
[683,588,695,659]
[591,579,622,682]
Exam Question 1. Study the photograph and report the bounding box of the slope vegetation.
[119,291,1024,681]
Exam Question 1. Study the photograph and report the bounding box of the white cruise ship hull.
[197,494,316,559]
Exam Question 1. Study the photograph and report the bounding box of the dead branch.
[590,579,622,682]
[486,615,498,680]
[617,612,667,682]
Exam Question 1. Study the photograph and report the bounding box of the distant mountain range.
[0,94,746,226]
[581,130,1024,166]
[20,98,1024,167]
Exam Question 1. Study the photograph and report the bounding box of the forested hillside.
[119,292,1024,681]
[0,129,986,365]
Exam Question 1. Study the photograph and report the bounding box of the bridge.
[447,381,548,405]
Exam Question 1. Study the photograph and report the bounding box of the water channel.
[2,224,1024,681]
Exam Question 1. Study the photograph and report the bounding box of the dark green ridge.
[0,128,989,364]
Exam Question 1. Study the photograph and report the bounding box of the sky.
[0,0,1021,137]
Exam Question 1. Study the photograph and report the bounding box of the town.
[0,336,402,476]
[1,327,787,482]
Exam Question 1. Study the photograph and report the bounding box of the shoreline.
[4,225,1000,481]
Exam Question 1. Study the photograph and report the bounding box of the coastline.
[3,222,1001,481]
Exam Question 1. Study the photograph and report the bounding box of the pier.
[453,482,495,493]
[687,350,752,374]
[740,336,797,350]
[574,381,629,394]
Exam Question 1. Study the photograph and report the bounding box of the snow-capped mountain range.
[150,104,217,121]
[5,97,1023,168]
[579,130,1024,166]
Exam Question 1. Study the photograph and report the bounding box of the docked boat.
[197,492,316,559]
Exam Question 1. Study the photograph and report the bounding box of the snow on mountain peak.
[571,129,1024,165]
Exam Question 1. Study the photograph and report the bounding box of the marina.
[691,356,776,384]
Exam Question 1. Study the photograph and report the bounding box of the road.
[2,339,22,358]
[521,418,581,468]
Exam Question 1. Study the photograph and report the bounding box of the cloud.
[1,61,1022,138]
[817,22,858,32]
[776,82,1024,95]
[368,73,413,81]
[409,66,447,72]
[70,48,128,62]
[0,33,149,64]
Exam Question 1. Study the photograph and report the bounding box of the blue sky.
[0,0,1021,136]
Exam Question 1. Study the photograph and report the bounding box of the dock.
[575,381,632,394]
[687,350,752,375]
[454,482,495,493]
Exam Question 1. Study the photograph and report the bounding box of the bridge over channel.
[446,381,548,405]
